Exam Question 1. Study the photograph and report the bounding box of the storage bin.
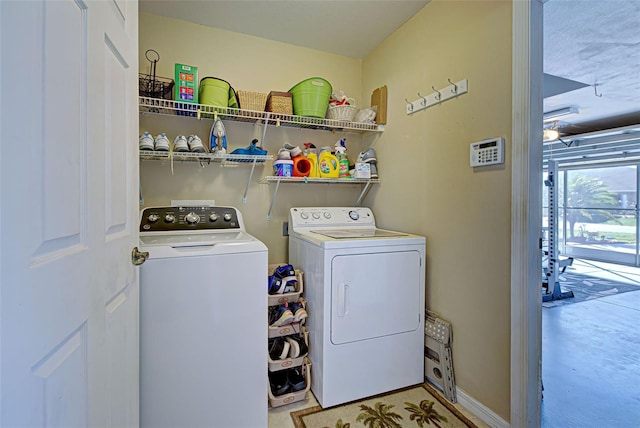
[238,90,268,112]
[267,327,309,371]
[268,265,304,306]
[198,77,238,117]
[326,104,358,122]
[289,77,332,118]
[266,91,293,114]
[268,322,303,338]
[268,358,312,408]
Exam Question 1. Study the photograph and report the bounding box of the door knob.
[131,246,149,266]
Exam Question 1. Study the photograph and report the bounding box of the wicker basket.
[266,91,293,115]
[326,104,358,122]
[237,90,268,112]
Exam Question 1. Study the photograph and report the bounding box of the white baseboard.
[456,387,510,428]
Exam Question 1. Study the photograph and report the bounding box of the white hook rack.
[406,79,468,115]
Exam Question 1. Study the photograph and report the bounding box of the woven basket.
[266,91,293,115]
[237,90,268,112]
[326,104,358,121]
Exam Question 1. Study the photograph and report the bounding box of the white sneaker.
[283,143,302,157]
[277,148,292,160]
[173,135,189,152]
[187,135,205,153]
[154,133,170,151]
[139,132,154,151]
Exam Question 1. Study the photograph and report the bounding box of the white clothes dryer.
[288,207,426,408]
[138,205,267,428]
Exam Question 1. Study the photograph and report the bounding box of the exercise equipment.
[542,160,575,302]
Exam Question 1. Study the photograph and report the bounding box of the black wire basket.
[139,73,174,100]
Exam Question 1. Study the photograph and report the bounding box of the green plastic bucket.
[289,77,332,118]
[199,77,238,116]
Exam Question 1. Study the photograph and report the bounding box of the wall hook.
[448,78,458,94]
[417,92,427,106]
[594,83,603,97]
[432,86,441,100]
[405,98,414,111]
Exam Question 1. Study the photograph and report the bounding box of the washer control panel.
[289,207,375,228]
[140,206,241,232]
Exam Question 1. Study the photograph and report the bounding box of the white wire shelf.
[139,97,384,134]
[139,150,273,164]
[258,176,380,184]
[260,176,380,220]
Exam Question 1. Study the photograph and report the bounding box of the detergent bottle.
[318,147,339,178]
[335,138,350,178]
[304,142,319,178]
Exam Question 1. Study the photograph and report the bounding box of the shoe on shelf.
[286,334,308,359]
[282,280,297,294]
[268,337,291,361]
[187,135,205,153]
[269,304,294,327]
[357,148,377,163]
[273,264,296,282]
[268,275,286,295]
[290,301,308,323]
[173,135,189,152]
[154,133,170,151]
[283,143,302,157]
[139,132,154,151]
[287,367,307,392]
[268,370,291,396]
[273,264,298,293]
[277,148,292,160]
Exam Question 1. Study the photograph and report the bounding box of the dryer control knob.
[185,212,200,224]
[147,214,160,223]
[223,213,233,222]
[300,212,309,220]
[209,213,219,222]
[349,210,360,221]
[164,214,176,223]
[312,212,321,219]
[323,212,332,219]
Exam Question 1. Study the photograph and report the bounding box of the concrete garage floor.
[542,260,640,428]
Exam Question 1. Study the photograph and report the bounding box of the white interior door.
[1,1,139,426]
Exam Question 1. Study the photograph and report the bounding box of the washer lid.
[139,230,255,247]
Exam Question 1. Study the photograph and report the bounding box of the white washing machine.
[138,205,267,428]
[288,207,426,408]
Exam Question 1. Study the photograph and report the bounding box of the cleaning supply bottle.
[335,138,350,178]
[304,142,319,178]
[318,147,339,178]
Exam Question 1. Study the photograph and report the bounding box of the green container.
[199,77,238,108]
[289,77,332,118]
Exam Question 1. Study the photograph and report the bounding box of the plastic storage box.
[268,358,312,408]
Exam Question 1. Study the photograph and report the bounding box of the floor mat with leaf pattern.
[290,382,476,428]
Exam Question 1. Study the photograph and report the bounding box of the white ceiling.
[138,0,430,59]
[139,0,640,135]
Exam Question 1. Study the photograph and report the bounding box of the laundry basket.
[326,100,357,122]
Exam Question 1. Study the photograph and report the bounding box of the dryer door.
[330,250,422,344]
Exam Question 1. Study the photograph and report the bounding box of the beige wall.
[139,13,372,263]
[140,2,512,421]
[362,0,512,420]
